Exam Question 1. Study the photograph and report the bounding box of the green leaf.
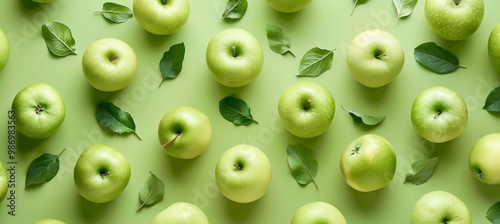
[404,157,439,185]
[221,0,247,20]
[95,102,142,140]
[414,42,464,74]
[483,87,500,112]
[351,0,369,16]
[159,42,185,87]
[219,96,258,125]
[287,145,318,189]
[265,24,295,57]
[25,148,65,188]
[342,105,386,126]
[41,21,77,57]
[96,2,133,24]
[297,47,334,77]
[393,0,418,19]
[486,202,500,224]
[137,171,165,212]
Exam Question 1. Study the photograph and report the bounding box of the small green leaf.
[25,148,65,188]
[342,105,386,126]
[96,102,141,140]
[137,171,165,212]
[297,47,334,77]
[159,42,185,87]
[221,0,247,20]
[287,145,318,189]
[486,202,500,224]
[414,42,464,74]
[393,0,418,19]
[351,0,369,16]
[265,24,295,57]
[219,96,258,125]
[41,21,77,57]
[483,87,500,112]
[96,2,133,24]
[404,157,439,185]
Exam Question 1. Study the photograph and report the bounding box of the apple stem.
[100,171,110,177]
[231,45,238,57]
[109,55,119,63]
[375,53,387,59]
[434,111,441,119]
[233,163,243,171]
[35,104,45,115]
[304,99,312,110]
[162,132,181,147]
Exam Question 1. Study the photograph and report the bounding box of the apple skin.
[278,80,335,138]
[410,86,468,143]
[82,38,138,92]
[469,133,500,185]
[158,106,212,159]
[290,201,347,224]
[424,0,484,41]
[339,134,396,192]
[411,190,471,224]
[12,83,66,139]
[34,219,66,224]
[488,24,500,73]
[151,202,209,224]
[346,29,405,88]
[0,28,10,71]
[74,144,131,203]
[133,0,190,35]
[0,161,7,203]
[30,0,55,3]
[215,144,272,203]
[206,28,264,87]
[266,0,313,13]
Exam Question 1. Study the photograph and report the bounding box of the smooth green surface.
[1,0,500,223]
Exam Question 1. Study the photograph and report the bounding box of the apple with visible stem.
[411,190,471,224]
[74,144,131,203]
[82,38,138,92]
[0,161,7,203]
[150,202,209,224]
[469,133,500,185]
[278,80,335,138]
[339,134,396,192]
[290,201,347,224]
[133,0,190,35]
[206,28,264,87]
[346,29,405,88]
[215,144,272,203]
[34,219,66,224]
[158,106,212,159]
[12,83,66,139]
[0,28,10,72]
[488,24,500,73]
[411,86,468,143]
[425,0,484,41]
[266,0,313,13]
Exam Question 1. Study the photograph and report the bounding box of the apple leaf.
[265,24,295,57]
[95,2,133,24]
[95,102,142,140]
[41,21,77,57]
[483,87,500,112]
[414,42,465,74]
[342,105,386,126]
[404,157,439,185]
[393,0,418,20]
[137,171,165,212]
[159,42,185,87]
[219,96,258,125]
[486,202,500,224]
[351,0,369,16]
[221,0,247,20]
[287,145,318,189]
[297,47,334,77]
[25,148,65,188]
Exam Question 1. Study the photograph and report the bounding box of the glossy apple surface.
[0,28,10,71]
[290,201,347,224]
[151,202,209,224]
[133,0,190,35]
[488,23,500,73]
[266,0,313,13]
[469,133,500,185]
[411,190,471,224]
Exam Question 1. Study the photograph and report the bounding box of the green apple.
[82,38,138,92]
[411,86,468,143]
[290,201,347,224]
[34,219,66,224]
[469,133,500,185]
[158,106,212,159]
[0,28,10,71]
[206,28,264,87]
[133,0,190,35]
[0,161,7,203]
[346,29,405,88]
[339,134,396,192]
[425,0,484,41]
[278,80,335,138]
[12,83,66,139]
[411,190,471,224]
[488,24,500,73]
[215,144,272,203]
[266,0,313,13]
[74,144,131,203]
[151,202,209,224]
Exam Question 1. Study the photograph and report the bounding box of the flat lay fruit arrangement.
[1,0,500,223]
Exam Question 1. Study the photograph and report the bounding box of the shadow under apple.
[223,196,257,222]
[76,192,113,223]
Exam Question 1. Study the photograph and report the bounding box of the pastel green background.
[1,0,500,223]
